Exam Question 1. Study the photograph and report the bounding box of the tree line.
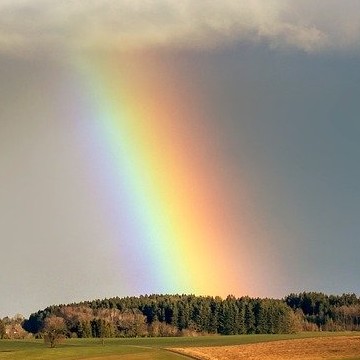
[0,314,31,339]
[20,292,360,339]
[285,292,360,331]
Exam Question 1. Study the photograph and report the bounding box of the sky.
[1,1,360,318]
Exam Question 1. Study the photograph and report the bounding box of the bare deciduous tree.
[42,316,66,348]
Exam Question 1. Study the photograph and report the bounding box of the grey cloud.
[0,0,360,56]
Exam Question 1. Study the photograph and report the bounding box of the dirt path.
[169,336,360,360]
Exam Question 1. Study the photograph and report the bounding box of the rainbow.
[72,51,261,297]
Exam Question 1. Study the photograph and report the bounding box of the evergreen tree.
[245,302,256,334]
[236,300,246,334]
[0,319,6,339]
[177,302,190,330]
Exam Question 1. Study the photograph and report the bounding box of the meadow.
[1,332,360,360]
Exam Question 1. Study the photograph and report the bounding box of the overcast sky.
[1,1,360,318]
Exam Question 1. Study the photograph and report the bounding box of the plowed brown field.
[169,336,360,360]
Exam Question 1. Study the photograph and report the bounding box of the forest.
[1,292,358,339]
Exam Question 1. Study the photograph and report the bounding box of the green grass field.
[1,332,359,360]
